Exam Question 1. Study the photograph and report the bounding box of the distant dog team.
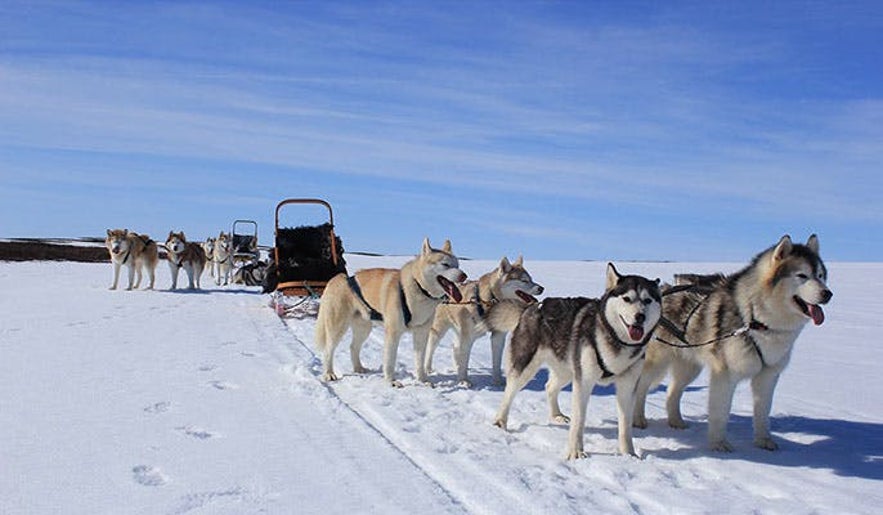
[106,228,247,291]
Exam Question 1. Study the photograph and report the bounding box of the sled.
[231,219,260,265]
[269,198,347,318]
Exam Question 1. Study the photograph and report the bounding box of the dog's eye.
[642,298,653,305]
[797,273,809,280]
[623,296,632,303]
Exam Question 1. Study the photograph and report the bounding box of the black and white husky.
[484,263,662,459]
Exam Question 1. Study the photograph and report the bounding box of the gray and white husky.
[214,231,233,286]
[314,238,468,387]
[485,263,662,459]
[202,237,216,280]
[633,234,833,452]
[425,256,544,387]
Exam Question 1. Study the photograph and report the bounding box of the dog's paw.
[457,379,473,389]
[390,380,404,388]
[632,416,648,429]
[493,419,507,430]
[566,449,589,460]
[668,418,689,430]
[710,439,734,453]
[321,372,339,382]
[551,414,571,425]
[353,365,369,374]
[754,437,779,451]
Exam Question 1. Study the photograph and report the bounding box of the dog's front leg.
[110,262,122,290]
[707,369,738,452]
[566,377,592,460]
[751,366,783,450]
[490,331,507,386]
[168,262,179,290]
[615,367,642,457]
[383,326,405,388]
[126,263,136,290]
[411,324,433,386]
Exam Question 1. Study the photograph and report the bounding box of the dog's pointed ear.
[606,262,620,290]
[442,239,452,253]
[107,229,112,236]
[499,256,512,273]
[422,237,432,255]
[514,255,523,267]
[772,235,793,262]
[806,234,820,254]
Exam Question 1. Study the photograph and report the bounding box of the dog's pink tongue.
[439,276,462,303]
[628,325,644,341]
[809,304,825,325]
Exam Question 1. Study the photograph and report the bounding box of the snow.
[1,256,880,514]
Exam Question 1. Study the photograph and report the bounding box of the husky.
[202,237,216,280]
[633,234,833,452]
[214,231,233,286]
[425,256,544,387]
[314,238,468,387]
[105,229,159,290]
[487,263,662,459]
[164,231,208,290]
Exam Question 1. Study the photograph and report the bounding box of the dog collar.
[414,278,445,301]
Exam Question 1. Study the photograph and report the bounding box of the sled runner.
[268,198,347,318]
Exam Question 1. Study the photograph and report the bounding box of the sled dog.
[488,263,661,459]
[425,256,544,387]
[202,237,216,279]
[105,229,159,290]
[315,238,467,387]
[633,234,833,452]
[164,231,207,290]
[214,231,233,286]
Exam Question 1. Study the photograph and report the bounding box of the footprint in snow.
[132,465,168,486]
[176,426,217,440]
[207,380,238,391]
[143,401,171,414]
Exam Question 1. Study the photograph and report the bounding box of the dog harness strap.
[474,285,485,318]
[414,278,443,301]
[588,315,615,379]
[347,276,383,321]
[399,282,412,326]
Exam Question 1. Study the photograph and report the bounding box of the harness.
[119,235,154,265]
[443,284,497,318]
[655,283,772,367]
[598,300,650,379]
[347,275,442,327]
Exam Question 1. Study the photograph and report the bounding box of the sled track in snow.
[275,316,471,513]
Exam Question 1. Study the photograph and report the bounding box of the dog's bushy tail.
[477,300,527,334]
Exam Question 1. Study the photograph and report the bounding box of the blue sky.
[1,1,880,261]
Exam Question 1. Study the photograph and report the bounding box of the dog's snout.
[635,313,646,324]
[821,289,833,304]
[537,286,545,294]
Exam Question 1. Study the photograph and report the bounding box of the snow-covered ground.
[1,256,880,514]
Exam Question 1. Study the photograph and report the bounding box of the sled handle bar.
[275,198,335,228]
